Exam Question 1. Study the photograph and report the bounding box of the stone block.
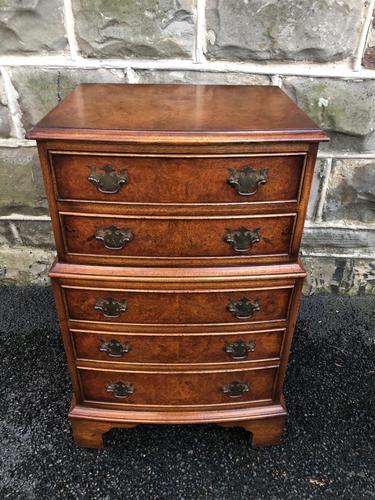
[0,147,47,215]
[322,159,375,225]
[9,68,57,133]
[72,0,195,59]
[9,68,127,131]
[302,227,375,251]
[0,76,10,138]
[0,220,54,249]
[134,69,270,85]
[0,0,67,55]
[205,0,363,63]
[363,8,375,68]
[302,256,375,296]
[284,78,375,152]
[0,246,54,286]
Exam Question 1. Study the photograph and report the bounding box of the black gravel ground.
[0,287,374,500]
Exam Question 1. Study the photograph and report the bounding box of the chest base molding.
[69,398,287,449]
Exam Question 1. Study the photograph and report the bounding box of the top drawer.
[50,152,306,206]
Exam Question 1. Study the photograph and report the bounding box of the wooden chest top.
[26,84,328,144]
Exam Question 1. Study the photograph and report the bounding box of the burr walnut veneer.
[27,84,328,448]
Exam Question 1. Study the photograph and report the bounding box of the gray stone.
[134,69,270,85]
[0,76,10,138]
[0,246,54,286]
[0,0,67,55]
[8,68,59,133]
[72,0,195,59]
[302,227,375,251]
[0,147,47,215]
[0,220,53,249]
[9,68,127,131]
[322,159,375,225]
[302,256,375,296]
[284,78,375,152]
[0,222,10,246]
[363,8,375,68]
[306,159,327,220]
[205,0,363,63]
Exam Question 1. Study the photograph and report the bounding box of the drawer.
[59,213,296,266]
[78,366,278,407]
[63,284,292,326]
[71,327,285,365]
[50,152,306,206]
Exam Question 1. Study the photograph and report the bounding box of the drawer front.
[72,328,285,365]
[63,285,292,325]
[51,152,306,205]
[60,213,296,264]
[78,366,278,407]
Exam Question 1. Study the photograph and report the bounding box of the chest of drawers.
[27,84,328,448]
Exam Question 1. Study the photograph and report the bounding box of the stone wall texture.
[0,0,374,294]
[205,0,363,62]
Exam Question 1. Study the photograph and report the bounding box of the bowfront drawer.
[50,152,306,206]
[59,213,296,266]
[63,284,293,326]
[71,327,285,365]
[78,366,278,408]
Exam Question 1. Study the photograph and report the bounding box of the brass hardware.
[224,227,260,252]
[227,297,260,319]
[99,339,132,357]
[224,339,256,360]
[94,297,128,317]
[106,381,135,399]
[227,166,268,196]
[221,381,249,398]
[88,164,128,194]
[95,225,133,250]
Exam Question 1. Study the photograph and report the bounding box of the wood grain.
[71,327,285,366]
[63,283,293,325]
[78,365,278,408]
[51,152,306,205]
[59,212,296,266]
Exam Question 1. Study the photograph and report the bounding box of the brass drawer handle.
[224,339,256,360]
[94,297,128,317]
[88,164,128,194]
[95,225,133,250]
[227,297,260,319]
[222,381,249,398]
[228,166,268,196]
[106,381,135,399]
[99,339,132,357]
[224,226,260,252]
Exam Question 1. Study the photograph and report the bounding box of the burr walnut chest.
[27,84,328,448]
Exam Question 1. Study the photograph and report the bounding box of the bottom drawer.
[78,366,278,408]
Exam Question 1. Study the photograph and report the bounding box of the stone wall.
[0,0,374,295]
